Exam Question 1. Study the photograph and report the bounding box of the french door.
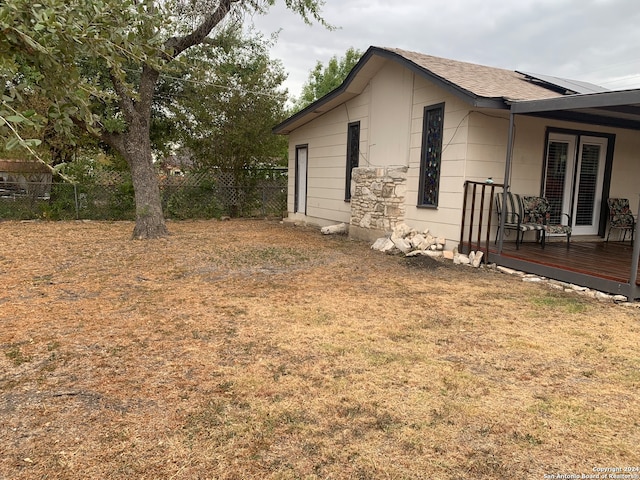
[544,133,607,236]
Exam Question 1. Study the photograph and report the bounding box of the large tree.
[294,46,362,111]
[0,0,326,238]
[170,28,288,173]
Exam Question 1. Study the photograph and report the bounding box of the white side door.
[295,146,308,214]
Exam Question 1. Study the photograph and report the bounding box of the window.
[345,121,360,200]
[418,104,444,207]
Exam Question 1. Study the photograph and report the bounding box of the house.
[0,158,52,199]
[273,46,640,300]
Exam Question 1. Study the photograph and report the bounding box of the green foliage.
[1,0,327,154]
[164,179,223,220]
[167,26,289,175]
[294,47,362,111]
[40,183,78,220]
[0,102,45,152]
[0,0,168,147]
[0,196,42,219]
[107,179,136,219]
[1,0,327,235]
[0,170,286,221]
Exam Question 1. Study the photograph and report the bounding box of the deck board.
[494,240,640,285]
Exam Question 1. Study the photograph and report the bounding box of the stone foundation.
[349,166,407,240]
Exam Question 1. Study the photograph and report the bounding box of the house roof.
[509,88,640,130]
[382,48,568,102]
[0,159,51,174]
[274,46,640,134]
[274,46,571,134]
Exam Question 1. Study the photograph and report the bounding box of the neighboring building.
[158,152,194,177]
[0,159,52,199]
[274,46,640,299]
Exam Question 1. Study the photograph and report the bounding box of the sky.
[250,0,640,101]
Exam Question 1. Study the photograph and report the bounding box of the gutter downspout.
[497,112,515,254]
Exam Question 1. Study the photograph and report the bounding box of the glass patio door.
[544,133,607,236]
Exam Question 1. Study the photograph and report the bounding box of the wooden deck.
[459,181,640,298]
[492,239,640,285]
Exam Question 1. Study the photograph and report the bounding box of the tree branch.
[70,116,125,154]
[101,131,126,155]
[1,113,74,184]
[164,0,238,58]
[110,73,137,125]
[137,64,160,120]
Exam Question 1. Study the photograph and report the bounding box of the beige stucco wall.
[402,77,470,245]
[367,62,414,168]
[286,59,414,228]
[286,90,369,227]
[607,129,640,210]
[507,116,640,207]
[286,59,640,243]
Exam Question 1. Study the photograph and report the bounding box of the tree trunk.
[122,123,168,240]
[105,66,169,240]
[100,1,237,240]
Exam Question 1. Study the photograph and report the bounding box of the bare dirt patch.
[1,219,639,479]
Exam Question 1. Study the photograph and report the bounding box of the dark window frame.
[417,103,445,208]
[542,127,615,236]
[294,144,308,214]
[345,121,360,201]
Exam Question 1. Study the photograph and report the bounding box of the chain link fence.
[0,168,288,221]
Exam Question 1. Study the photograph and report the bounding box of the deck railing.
[459,180,504,262]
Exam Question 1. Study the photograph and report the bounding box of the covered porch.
[460,180,640,301]
[510,90,640,300]
[464,90,640,300]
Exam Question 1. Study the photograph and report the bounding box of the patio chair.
[521,196,572,248]
[495,192,546,249]
[606,198,635,243]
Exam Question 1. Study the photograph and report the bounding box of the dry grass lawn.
[1,219,639,479]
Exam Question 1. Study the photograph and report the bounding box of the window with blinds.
[575,143,601,226]
[544,141,569,224]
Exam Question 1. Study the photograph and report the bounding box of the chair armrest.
[505,211,521,224]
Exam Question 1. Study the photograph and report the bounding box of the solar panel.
[517,71,609,94]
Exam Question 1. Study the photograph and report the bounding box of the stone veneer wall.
[349,166,408,240]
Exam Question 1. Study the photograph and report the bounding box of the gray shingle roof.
[274,46,606,134]
[384,47,565,101]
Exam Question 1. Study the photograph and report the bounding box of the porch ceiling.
[509,89,640,130]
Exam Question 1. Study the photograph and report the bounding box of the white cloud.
[251,0,640,98]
